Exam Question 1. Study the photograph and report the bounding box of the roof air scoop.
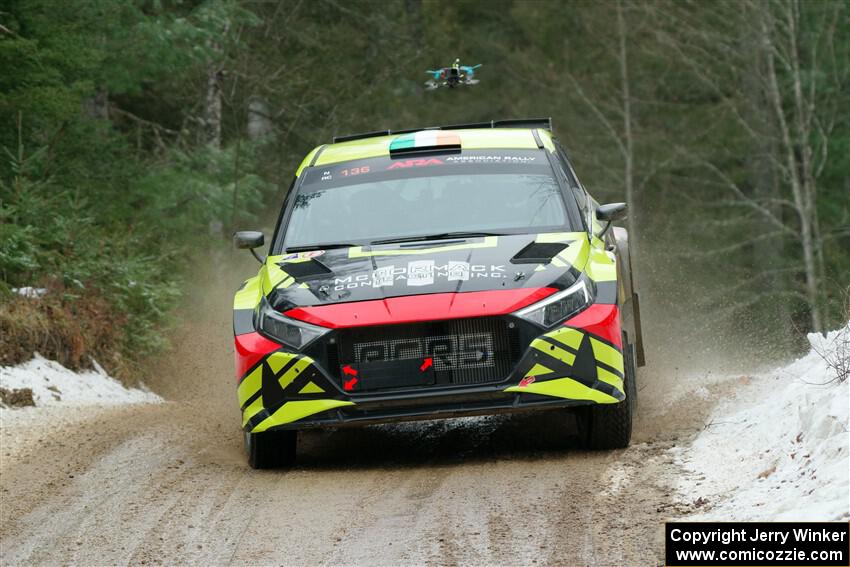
[510,241,569,264]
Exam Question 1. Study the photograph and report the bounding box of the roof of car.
[295,125,557,177]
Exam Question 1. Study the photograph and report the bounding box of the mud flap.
[632,292,646,367]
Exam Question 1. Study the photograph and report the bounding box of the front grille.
[333,317,520,389]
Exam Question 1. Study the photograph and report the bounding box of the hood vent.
[277,259,333,279]
[510,241,568,264]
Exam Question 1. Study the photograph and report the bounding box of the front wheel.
[245,429,297,469]
[580,335,637,450]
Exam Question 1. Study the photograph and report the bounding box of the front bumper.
[234,303,626,434]
[252,388,609,431]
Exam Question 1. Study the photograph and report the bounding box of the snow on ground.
[11,286,48,298]
[672,322,850,521]
[0,353,161,408]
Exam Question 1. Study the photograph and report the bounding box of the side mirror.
[594,203,627,238]
[233,231,265,263]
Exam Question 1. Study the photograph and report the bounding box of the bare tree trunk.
[762,3,823,332]
[616,0,637,255]
[204,62,223,148]
[800,216,822,330]
[787,0,828,331]
[247,96,271,140]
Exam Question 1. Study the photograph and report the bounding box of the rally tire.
[581,335,636,450]
[245,429,297,469]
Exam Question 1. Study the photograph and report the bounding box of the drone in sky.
[424,59,482,90]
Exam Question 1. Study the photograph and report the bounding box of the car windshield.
[281,150,573,250]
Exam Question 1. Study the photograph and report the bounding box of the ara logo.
[386,158,444,170]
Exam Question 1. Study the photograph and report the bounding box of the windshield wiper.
[371,231,506,246]
[285,243,358,253]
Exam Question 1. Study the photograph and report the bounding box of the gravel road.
[1,269,714,566]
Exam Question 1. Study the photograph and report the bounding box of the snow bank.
[0,353,161,408]
[671,323,850,521]
[12,286,48,298]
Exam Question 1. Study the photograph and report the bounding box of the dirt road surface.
[1,265,716,566]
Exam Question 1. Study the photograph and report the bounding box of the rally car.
[233,118,645,468]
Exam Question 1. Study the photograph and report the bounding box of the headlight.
[256,297,329,350]
[514,276,594,328]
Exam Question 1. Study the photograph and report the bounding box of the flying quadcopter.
[424,59,482,90]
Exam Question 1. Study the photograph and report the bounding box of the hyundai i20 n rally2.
[233,118,645,469]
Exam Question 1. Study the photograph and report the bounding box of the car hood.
[262,232,590,312]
